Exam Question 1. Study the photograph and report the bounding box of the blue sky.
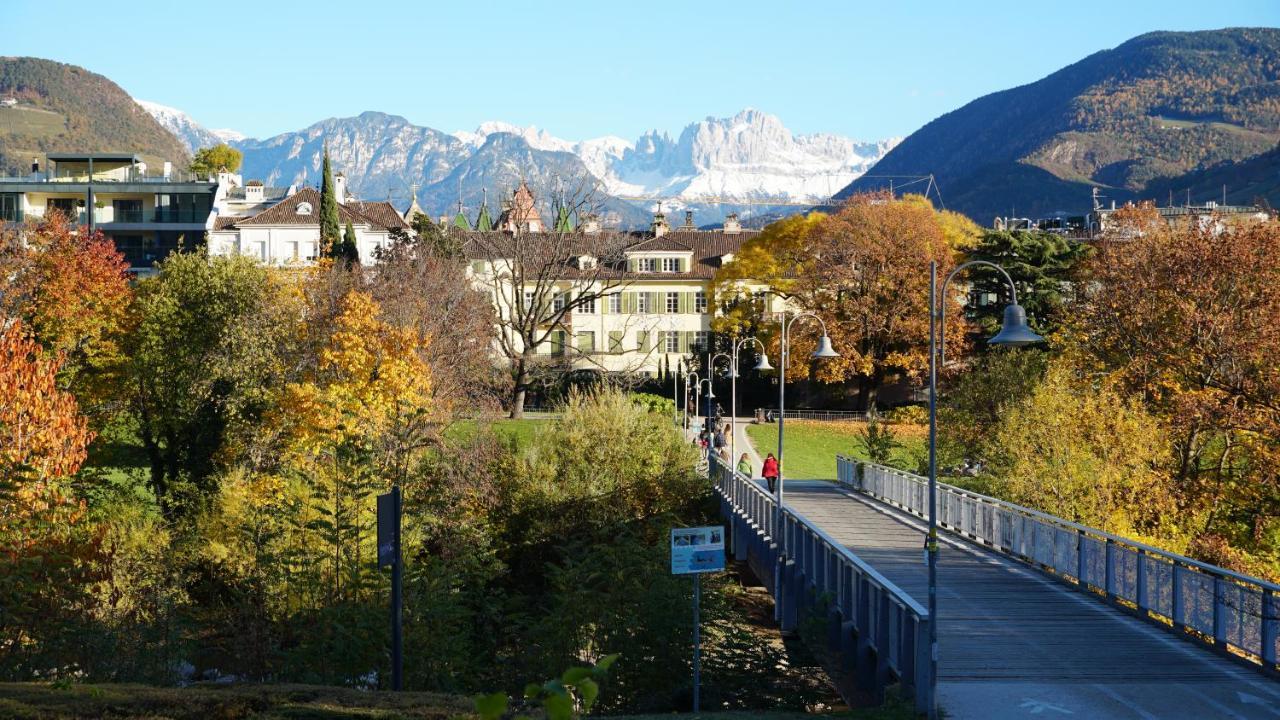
[7,0,1277,142]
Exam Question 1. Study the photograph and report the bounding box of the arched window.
[296,201,313,215]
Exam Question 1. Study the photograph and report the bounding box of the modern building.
[0,152,219,268]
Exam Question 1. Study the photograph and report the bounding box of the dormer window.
[577,255,597,270]
[296,201,313,215]
[661,257,681,273]
[637,258,657,272]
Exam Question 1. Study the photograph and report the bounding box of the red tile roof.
[230,187,405,231]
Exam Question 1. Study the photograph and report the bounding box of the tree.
[710,212,825,339]
[0,320,93,481]
[190,143,243,176]
[0,213,133,420]
[467,180,635,418]
[342,221,359,265]
[784,193,970,409]
[319,148,341,257]
[965,229,1091,339]
[126,251,294,518]
[1075,217,1280,572]
[410,211,461,257]
[986,359,1174,537]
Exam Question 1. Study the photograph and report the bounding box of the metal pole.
[672,364,680,427]
[778,316,787,510]
[926,261,938,719]
[730,344,737,471]
[391,484,403,692]
[692,572,701,713]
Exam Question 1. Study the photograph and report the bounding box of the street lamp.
[671,357,681,427]
[729,337,771,470]
[776,311,839,502]
[684,371,699,426]
[924,260,1041,719]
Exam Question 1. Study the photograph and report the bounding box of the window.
[577,331,595,353]
[579,296,596,314]
[46,198,79,221]
[550,330,567,356]
[636,257,657,272]
[695,291,708,313]
[665,332,680,353]
[295,201,313,215]
[608,293,621,314]
[636,293,650,314]
[661,257,680,273]
[0,193,21,222]
[693,331,710,352]
[666,292,680,313]
[553,292,568,312]
[523,290,536,311]
[288,241,300,261]
[112,199,142,223]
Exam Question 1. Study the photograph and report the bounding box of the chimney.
[246,180,264,203]
[723,213,742,234]
[582,214,601,234]
[335,173,348,204]
[651,211,669,238]
[682,210,695,230]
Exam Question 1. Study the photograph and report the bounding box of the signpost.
[671,526,725,713]
[376,486,402,691]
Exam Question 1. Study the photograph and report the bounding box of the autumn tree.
[786,193,973,409]
[0,213,133,420]
[190,143,243,176]
[1075,217,1280,573]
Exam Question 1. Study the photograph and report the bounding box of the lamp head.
[988,304,1045,346]
[752,354,774,372]
[811,334,840,359]
[727,367,740,379]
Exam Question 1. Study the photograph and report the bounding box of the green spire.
[453,210,472,230]
[475,200,493,232]
[319,146,341,257]
[554,203,574,233]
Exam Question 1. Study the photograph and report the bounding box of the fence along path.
[713,456,1280,720]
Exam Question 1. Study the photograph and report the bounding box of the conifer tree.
[342,222,360,265]
[319,148,341,257]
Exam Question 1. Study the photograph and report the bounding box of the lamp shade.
[727,367,740,379]
[752,354,774,372]
[811,335,840,359]
[988,304,1045,346]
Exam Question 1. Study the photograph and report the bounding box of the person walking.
[737,452,752,477]
[762,452,779,493]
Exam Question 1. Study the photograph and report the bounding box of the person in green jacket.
[736,453,752,477]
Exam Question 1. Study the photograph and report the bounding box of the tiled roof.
[463,228,759,280]
[350,200,410,230]
[212,216,240,231]
[229,187,406,231]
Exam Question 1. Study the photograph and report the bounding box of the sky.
[6,0,1277,143]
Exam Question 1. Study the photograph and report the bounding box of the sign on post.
[671,526,726,574]
[671,525,725,714]
[376,489,399,568]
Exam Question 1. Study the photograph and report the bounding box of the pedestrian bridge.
[711,456,1280,719]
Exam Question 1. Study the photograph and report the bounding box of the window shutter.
[648,292,659,314]
[679,257,688,273]
[656,331,666,353]
[628,257,637,272]
[577,332,593,353]
[636,331,648,352]
[679,331,690,353]
[609,331,623,353]
[622,292,634,313]
[682,292,693,313]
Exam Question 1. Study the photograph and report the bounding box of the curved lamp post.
[924,260,1042,718]
[684,371,699,427]
[729,337,772,470]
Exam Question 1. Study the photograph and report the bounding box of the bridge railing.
[710,458,932,712]
[837,456,1280,673]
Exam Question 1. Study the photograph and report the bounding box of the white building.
[207,175,408,264]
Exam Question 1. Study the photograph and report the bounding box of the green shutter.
[577,332,593,353]
[648,292,659,314]
[678,331,689,353]
[682,292,693,313]
[636,331,648,352]
[622,292,634,313]
[656,331,666,353]
[551,331,565,356]
[628,257,638,272]
[679,257,688,273]
[609,331,623,353]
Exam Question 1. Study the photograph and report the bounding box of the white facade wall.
[208,224,392,266]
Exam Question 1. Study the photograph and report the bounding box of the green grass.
[745,421,925,480]
[0,105,66,137]
[0,682,473,719]
[446,418,549,449]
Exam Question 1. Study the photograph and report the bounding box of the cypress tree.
[319,147,341,257]
[342,221,360,265]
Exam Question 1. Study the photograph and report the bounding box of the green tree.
[189,143,243,176]
[125,251,294,519]
[965,229,1091,339]
[319,148,341,257]
[342,221,360,265]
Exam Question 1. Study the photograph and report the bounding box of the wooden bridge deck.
[779,480,1280,720]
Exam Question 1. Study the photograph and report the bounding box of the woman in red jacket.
[761,453,779,494]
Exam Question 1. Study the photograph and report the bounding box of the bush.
[881,404,927,425]
[629,392,676,416]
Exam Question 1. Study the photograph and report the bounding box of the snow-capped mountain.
[137,100,244,153]
[139,102,898,227]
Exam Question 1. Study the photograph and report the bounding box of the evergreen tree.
[319,148,342,257]
[342,222,360,265]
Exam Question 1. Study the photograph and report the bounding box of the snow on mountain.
[135,100,898,225]
[136,99,242,153]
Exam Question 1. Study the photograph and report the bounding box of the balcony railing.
[0,169,216,184]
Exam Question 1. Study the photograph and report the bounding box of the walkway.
[779,480,1280,719]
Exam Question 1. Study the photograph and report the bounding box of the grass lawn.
[445,418,549,449]
[745,421,926,479]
